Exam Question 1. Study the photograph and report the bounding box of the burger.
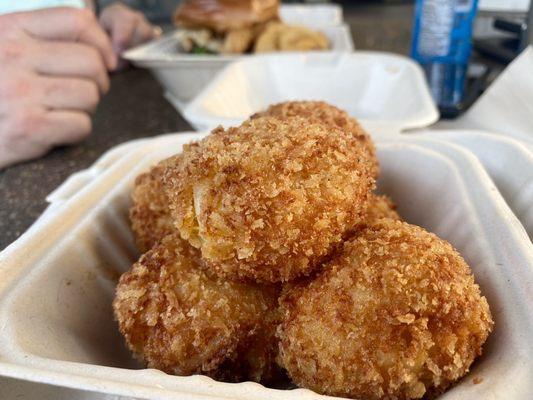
[174,0,329,54]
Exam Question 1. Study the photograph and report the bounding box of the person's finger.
[30,39,110,93]
[131,18,156,47]
[38,76,99,113]
[13,7,117,70]
[39,110,92,145]
[108,14,138,54]
[0,107,91,164]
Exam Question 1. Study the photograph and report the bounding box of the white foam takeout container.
[181,52,439,135]
[0,132,532,400]
[123,5,352,104]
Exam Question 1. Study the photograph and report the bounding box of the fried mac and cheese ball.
[253,101,379,178]
[129,156,178,253]
[164,116,375,282]
[278,219,493,400]
[113,234,280,382]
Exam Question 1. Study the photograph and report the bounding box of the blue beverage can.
[411,0,479,107]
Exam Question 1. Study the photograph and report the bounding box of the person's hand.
[99,2,158,68]
[0,7,117,169]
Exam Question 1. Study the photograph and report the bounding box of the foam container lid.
[0,133,532,400]
[181,52,439,134]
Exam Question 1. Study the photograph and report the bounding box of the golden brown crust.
[214,305,283,383]
[113,234,280,382]
[278,219,493,400]
[222,27,255,53]
[129,156,178,253]
[164,116,376,283]
[253,101,379,178]
[364,194,401,223]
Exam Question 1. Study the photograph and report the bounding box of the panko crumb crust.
[278,219,493,400]
[364,194,401,224]
[113,234,280,382]
[129,156,179,253]
[253,101,379,178]
[164,116,376,283]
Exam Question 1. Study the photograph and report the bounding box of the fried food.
[278,25,329,51]
[253,22,285,52]
[216,311,282,383]
[129,156,178,253]
[254,22,329,53]
[278,219,493,400]
[364,194,401,223]
[129,103,380,256]
[164,116,376,283]
[253,101,378,178]
[114,233,280,382]
[222,27,255,53]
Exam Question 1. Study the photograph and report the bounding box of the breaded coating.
[164,116,375,282]
[278,219,493,400]
[222,27,255,54]
[215,309,282,383]
[129,156,178,253]
[113,234,280,382]
[364,194,401,223]
[253,101,379,178]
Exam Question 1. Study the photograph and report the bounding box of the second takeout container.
[123,4,352,104]
[181,52,439,134]
[0,133,532,400]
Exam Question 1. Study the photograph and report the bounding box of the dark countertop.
[0,4,416,250]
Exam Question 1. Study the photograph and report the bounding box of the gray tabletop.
[0,4,414,250]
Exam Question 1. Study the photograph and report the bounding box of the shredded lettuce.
[192,45,215,54]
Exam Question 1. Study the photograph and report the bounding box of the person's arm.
[0,7,116,168]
